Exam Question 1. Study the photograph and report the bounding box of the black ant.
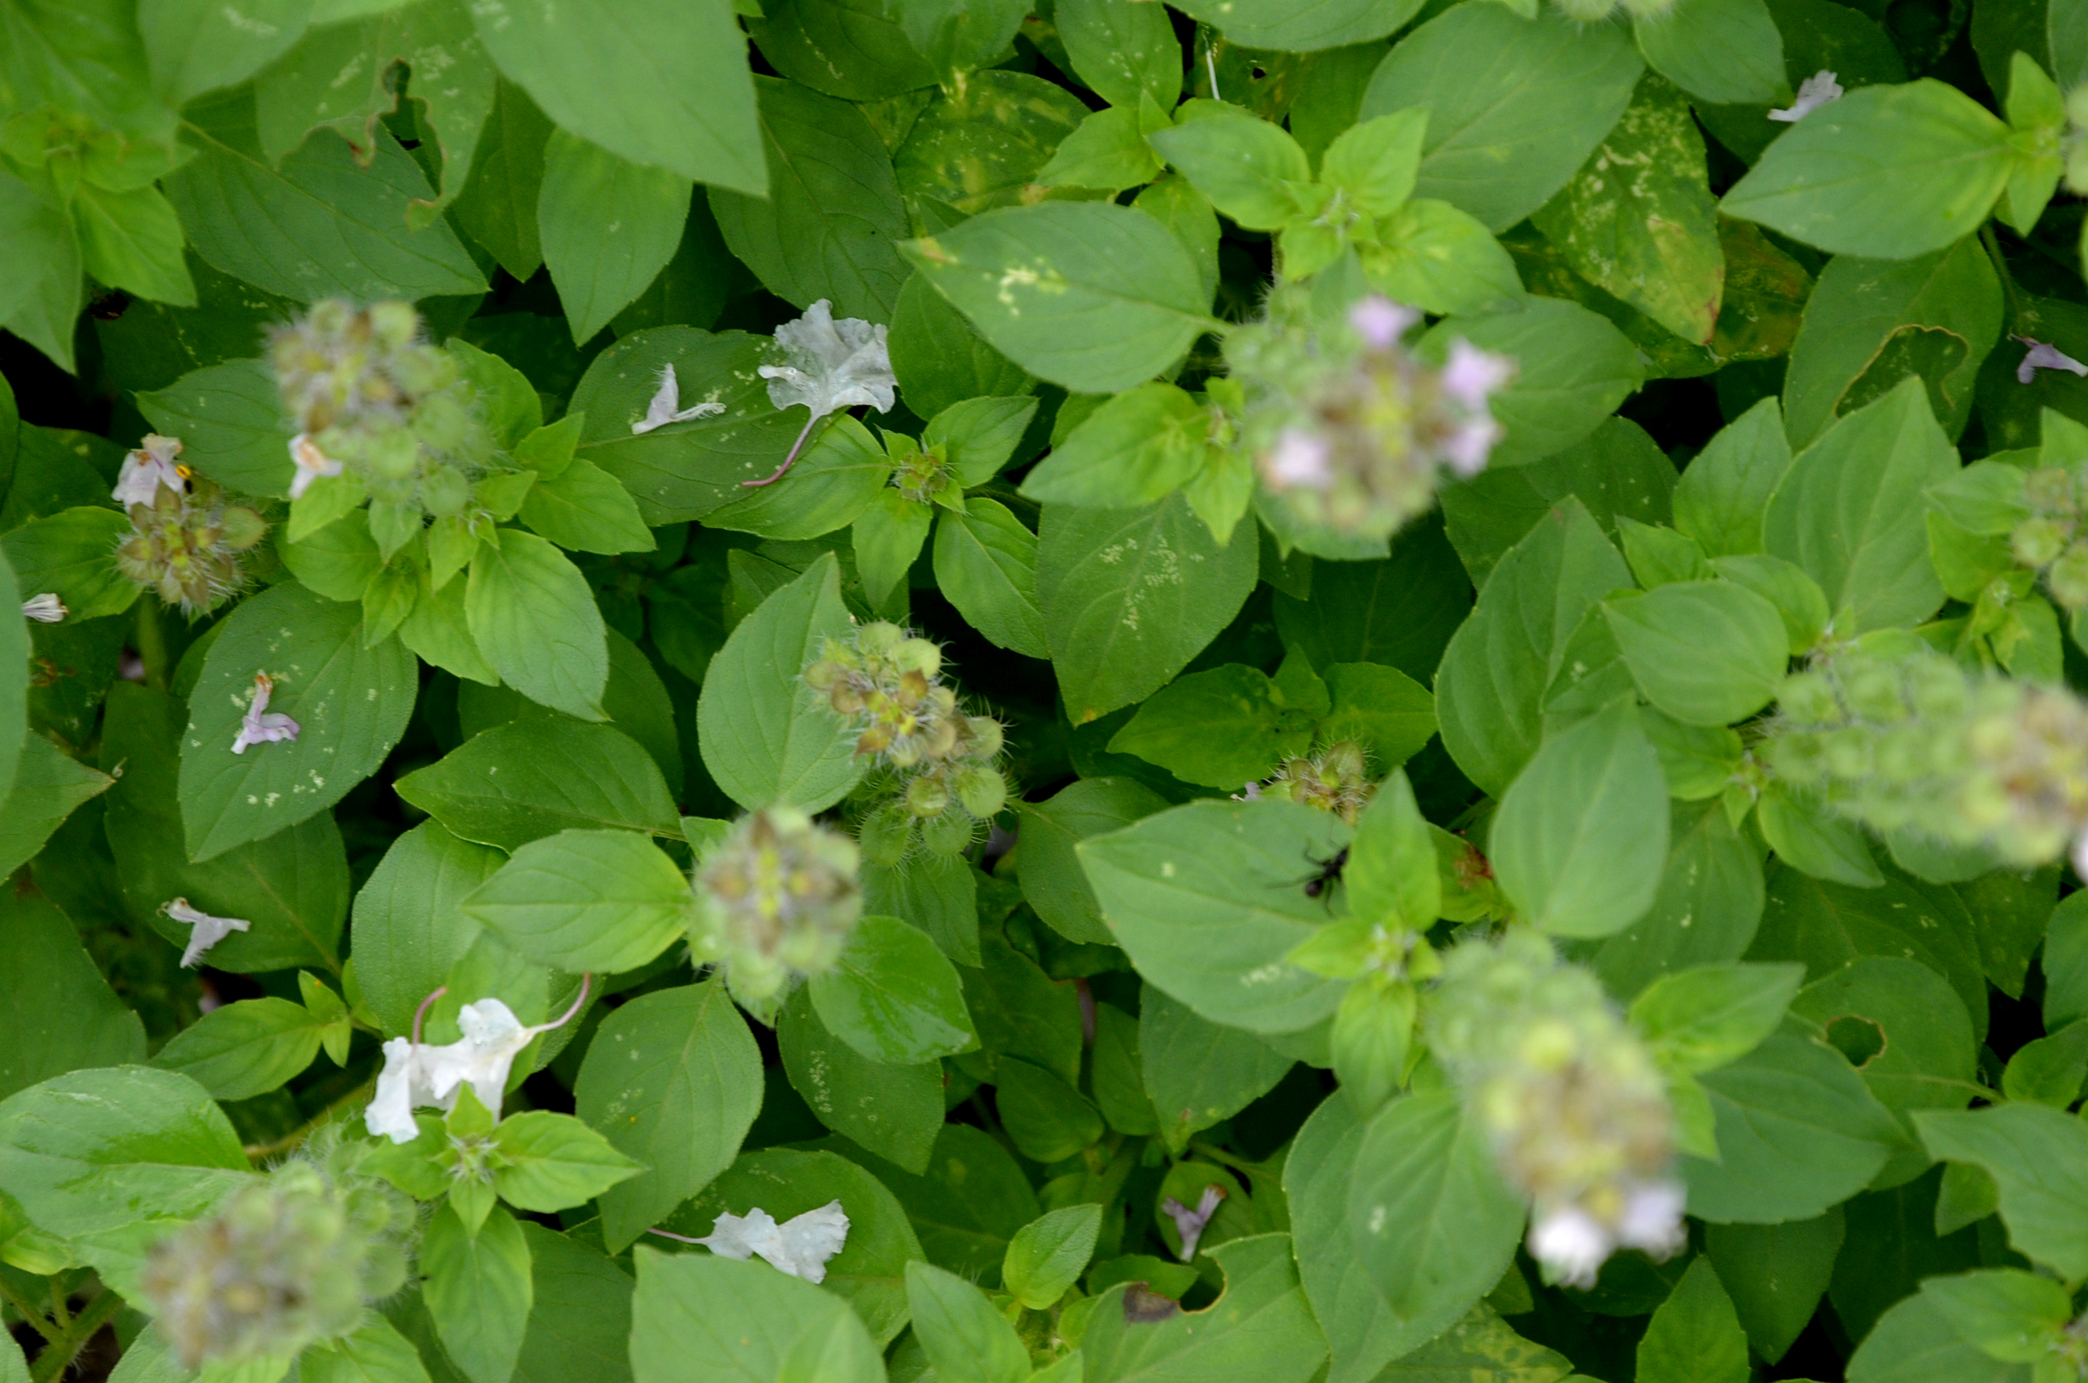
[1301,846,1349,901]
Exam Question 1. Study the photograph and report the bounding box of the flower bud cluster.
[1253,739,1376,825]
[805,621,1008,863]
[139,1158,410,1369]
[2007,464,2088,609]
[1224,290,1513,543]
[111,435,267,614]
[1426,930,1682,1288]
[1764,643,2088,869]
[269,299,493,515]
[693,808,863,1005]
[1550,0,1671,21]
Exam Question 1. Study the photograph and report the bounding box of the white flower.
[758,300,896,422]
[664,1202,852,1283]
[162,898,251,968]
[1441,417,1504,479]
[1440,340,1514,411]
[364,1037,435,1144]
[1769,70,1843,122]
[1160,1184,1226,1261]
[113,434,188,508]
[1529,1205,1612,1288]
[230,672,300,755]
[630,364,726,435]
[21,593,66,623]
[287,433,343,500]
[1615,1179,1687,1257]
[1267,428,1334,489]
[2014,335,2088,384]
[365,984,592,1144]
[1349,295,1420,350]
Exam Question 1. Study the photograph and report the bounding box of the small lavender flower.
[230,673,300,755]
[112,434,189,507]
[2014,334,2088,384]
[1161,1185,1226,1260]
[1348,296,1419,350]
[1770,70,1843,122]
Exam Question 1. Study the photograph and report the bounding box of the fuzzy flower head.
[693,808,863,1007]
[1254,740,1376,825]
[1426,930,1682,1287]
[269,299,494,516]
[113,463,267,616]
[138,1162,410,1369]
[1765,640,2088,869]
[1226,289,1514,542]
[2007,456,2088,610]
[113,434,190,507]
[758,300,897,422]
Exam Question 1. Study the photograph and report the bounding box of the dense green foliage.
[10,0,2088,1381]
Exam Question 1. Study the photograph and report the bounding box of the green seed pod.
[919,809,976,856]
[906,773,951,817]
[2048,541,2088,609]
[419,463,470,518]
[2014,516,2072,568]
[1839,661,1908,723]
[857,621,903,658]
[857,801,914,866]
[1775,670,1843,727]
[894,637,942,677]
[217,506,267,552]
[955,765,1006,819]
[364,428,419,482]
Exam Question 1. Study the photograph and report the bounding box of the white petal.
[164,898,252,967]
[1616,1181,1687,1257]
[767,1201,850,1283]
[21,593,66,623]
[760,300,896,420]
[422,999,534,1117]
[366,1038,424,1144]
[693,1208,781,1262]
[1769,70,1842,122]
[1529,1206,1612,1289]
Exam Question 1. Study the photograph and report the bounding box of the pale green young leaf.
[1671,396,1791,558]
[1605,580,1789,726]
[1148,104,1311,232]
[630,1248,883,1383]
[538,131,692,346]
[1002,1204,1103,1312]
[465,528,608,722]
[808,914,977,1065]
[423,1203,533,1383]
[1630,962,1805,1073]
[934,498,1048,660]
[1107,663,1315,790]
[488,1111,642,1212]
[1360,197,1521,316]
[1345,769,1439,928]
[1920,1269,2071,1363]
[1914,1103,2088,1278]
[461,828,689,974]
[1020,382,1208,509]
[147,997,328,1101]
[72,183,195,307]
[394,719,679,852]
[905,1261,1030,1383]
[1633,0,1786,106]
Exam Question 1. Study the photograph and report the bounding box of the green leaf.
[818,1123,1038,1284]
[461,829,689,974]
[1594,799,1766,998]
[809,914,976,1065]
[1079,799,1351,1034]
[1344,769,1439,928]
[177,581,417,861]
[749,0,938,101]
[1003,1204,1103,1312]
[0,891,145,1103]
[696,552,865,811]
[2002,1019,2088,1107]
[1149,105,1310,232]
[1921,1268,2071,1363]
[661,1145,925,1348]
[1080,1235,1327,1383]
[863,851,981,965]
[709,414,890,543]
[518,460,655,560]
[165,110,486,304]
[1783,236,2002,449]
[1757,783,1887,888]
[0,171,82,373]
[1702,1211,1846,1365]
[1681,1027,1907,1223]
[1914,1103,2088,1278]
[1635,1258,1748,1383]
[394,719,680,852]
[1605,580,1789,726]
[899,202,1213,393]
[996,1056,1104,1162]
[300,1314,436,1383]
[892,70,1092,216]
[1362,6,1644,232]
[575,979,762,1252]
[1,507,137,622]
[1055,0,1181,107]
[139,0,307,108]
[933,498,1048,659]
[1720,79,2014,258]
[1633,0,1786,105]
[1359,197,1522,317]
[0,546,23,807]
[1530,73,1724,346]
[147,997,329,1101]
[1433,499,1631,795]
[1108,663,1317,790]
[1844,1289,2029,1383]
[423,1203,534,1383]
[708,77,909,322]
[72,183,195,307]
[512,1224,633,1383]
[1418,298,1646,469]
[631,1247,882,1383]
[905,1261,1030,1383]
[1671,397,1792,558]
[1631,962,1804,1073]
[454,79,553,282]
[888,272,1035,420]
[488,1111,642,1212]
[1347,1092,1523,1327]
[1491,703,1669,938]
[891,0,1028,86]
[1017,776,1169,947]
[1765,376,1956,634]
[137,358,298,499]
[1038,494,1259,724]
[1140,987,1294,1152]
[1174,0,1422,51]
[778,985,944,1173]
[466,528,609,722]
[469,0,764,194]
[538,130,692,346]
[1020,382,1208,509]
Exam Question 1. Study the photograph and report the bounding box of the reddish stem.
[412,985,448,1044]
[741,413,821,488]
[531,972,593,1035]
[645,1227,707,1244]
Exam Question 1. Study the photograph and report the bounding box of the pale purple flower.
[1161,1184,1226,1261]
[652,1203,851,1283]
[163,898,251,967]
[230,672,299,754]
[1441,417,1504,479]
[630,364,725,435]
[21,593,65,623]
[112,434,187,507]
[1349,295,1420,350]
[1529,1205,1610,1288]
[1769,70,1843,123]
[2014,335,2088,384]
[1440,340,1514,411]
[1615,1179,1687,1257]
[287,433,343,500]
[1266,428,1334,488]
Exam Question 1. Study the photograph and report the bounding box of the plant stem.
[0,1276,60,1343]
[243,1075,376,1162]
[27,1289,122,1383]
[741,413,821,488]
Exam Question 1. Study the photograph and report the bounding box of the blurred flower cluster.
[1765,639,2088,872]
[139,1150,411,1369]
[1250,739,1376,825]
[693,808,863,1009]
[2007,460,2088,609]
[270,299,494,516]
[1223,290,1513,543]
[806,621,1007,863]
[111,434,267,614]
[1427,930,1683,1287]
